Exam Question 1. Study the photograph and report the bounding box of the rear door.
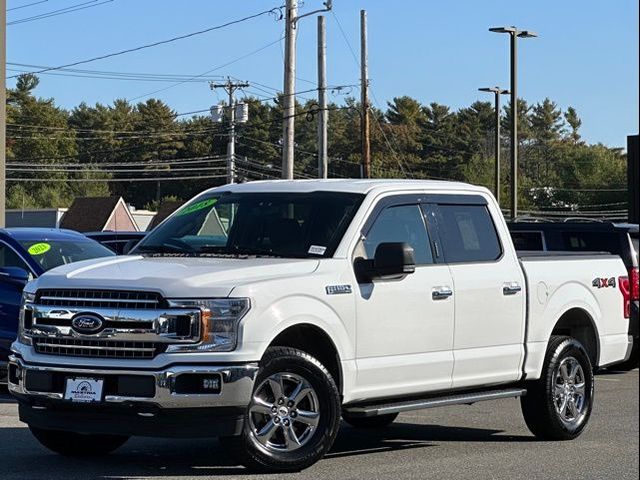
[353,197,455,398]
[431,197,526,388]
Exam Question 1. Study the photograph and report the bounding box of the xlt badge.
[326,285,352,295]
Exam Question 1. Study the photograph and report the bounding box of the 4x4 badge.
[592,277,616,289]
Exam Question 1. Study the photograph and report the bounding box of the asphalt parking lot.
[1,369,637,480]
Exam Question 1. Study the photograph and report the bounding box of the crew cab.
[8,180,632,472]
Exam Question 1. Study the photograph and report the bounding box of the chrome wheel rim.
[553,356,588,427]
[248,372,320,452]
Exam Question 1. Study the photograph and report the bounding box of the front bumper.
[8,356,258,438]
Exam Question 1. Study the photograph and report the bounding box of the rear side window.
[511,231,544,251]
[437,205,502,263]
[364,205,433,265]
[560,232,620,254]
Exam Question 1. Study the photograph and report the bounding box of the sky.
[5,0,639,147]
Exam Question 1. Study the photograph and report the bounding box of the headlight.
[166,298,250,352]
[18,291,36,345]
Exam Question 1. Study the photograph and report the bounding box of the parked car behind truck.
[0,228,115,381]
[509,221,639,370]
[8,180,631,472]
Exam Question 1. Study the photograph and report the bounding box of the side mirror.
[373,242,416,278]
[0,267,30,286]
[355,242,416,282]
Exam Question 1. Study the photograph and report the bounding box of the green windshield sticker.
[177,198,218,216]
[27,242,51,256]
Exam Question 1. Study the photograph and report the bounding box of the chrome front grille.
[35,289,163,310]
[33,336,165,359]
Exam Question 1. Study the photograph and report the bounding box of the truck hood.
[31,255,321,298]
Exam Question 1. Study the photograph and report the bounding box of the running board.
[343,388,527,418]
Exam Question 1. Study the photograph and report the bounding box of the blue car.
[0,228,116,379]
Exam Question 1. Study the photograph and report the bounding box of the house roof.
[60,197,134,232]
[147,200,184,230]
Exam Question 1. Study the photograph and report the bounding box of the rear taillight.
[630,267,639,301]
[619,276,631,319]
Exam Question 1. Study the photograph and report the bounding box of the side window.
[364,205,433,265]
[437,205,502,263]
[511,231,544,251]
[0,243,31,270]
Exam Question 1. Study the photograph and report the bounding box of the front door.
[353,201,455,400]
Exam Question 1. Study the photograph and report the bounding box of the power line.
[8,0,114,26]
[7,6,284,79]
[7,155,228,168]
[7,0,48,12]
[7,173,228,183]
[126,37,284,102]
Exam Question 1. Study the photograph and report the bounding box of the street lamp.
[479,86,509,207]
[489,26,538,220]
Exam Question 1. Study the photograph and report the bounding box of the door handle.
[503,282,522,295]
[432,287,453,300]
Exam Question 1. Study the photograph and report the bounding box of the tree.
[564,107,582,143]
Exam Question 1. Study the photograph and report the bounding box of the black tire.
[521,335,594,440]
[224,347,341,473]
[342,412,398,428]
[29,426,129,456]
[612,341,639,371]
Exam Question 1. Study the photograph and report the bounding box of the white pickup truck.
[8,180,632,472]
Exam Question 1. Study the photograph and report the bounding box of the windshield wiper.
[197,245,298,258]
[135,244,190,255]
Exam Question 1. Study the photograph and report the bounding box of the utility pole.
[211,78,249,184]
[490,26,537,220]
[1,0,6,227]
[282,0,298,179]
[360,10,371,179]
[478,86,509,207]
[317,15,328,179]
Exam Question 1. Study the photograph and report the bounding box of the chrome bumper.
[8,356,258,409]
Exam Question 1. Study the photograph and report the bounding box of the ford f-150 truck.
[8,180,632,472]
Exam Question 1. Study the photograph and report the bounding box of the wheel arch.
[267,323,343,396]
[550,307,600,367]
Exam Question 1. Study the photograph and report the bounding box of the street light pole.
[489,26,537,220]
[479,87,509,207]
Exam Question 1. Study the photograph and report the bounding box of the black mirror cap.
[373,242,416,278]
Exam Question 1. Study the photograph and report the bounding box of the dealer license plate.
[64,377,104,403]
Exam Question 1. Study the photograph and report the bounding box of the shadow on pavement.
[0,421,535,479]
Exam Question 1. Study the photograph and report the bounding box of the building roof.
[147,200,184,230]
[60,197,137,232]
[201,179,479,196]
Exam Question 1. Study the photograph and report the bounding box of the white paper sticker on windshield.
[308,245,327,256]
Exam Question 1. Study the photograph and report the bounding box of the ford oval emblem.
[71,314,105,334]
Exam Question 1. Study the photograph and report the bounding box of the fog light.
[173,373,222,394]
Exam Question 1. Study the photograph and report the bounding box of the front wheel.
[225,347,341,472]
[29,426,129,456]
[521,335,594,440]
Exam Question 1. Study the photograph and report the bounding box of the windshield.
[135,191,364,258]
[21,239,116,272]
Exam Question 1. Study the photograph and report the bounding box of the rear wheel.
[521,336,594,440]
[342,412,398,428]
[29,426,129,456]
[224,347,341,472]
